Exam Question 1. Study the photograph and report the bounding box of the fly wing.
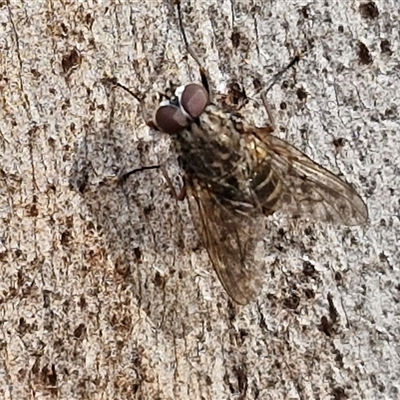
[252,129,368,225]
[187,182,264,305]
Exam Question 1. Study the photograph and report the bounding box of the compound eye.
[179,83,209,120]
[155,103,189,134]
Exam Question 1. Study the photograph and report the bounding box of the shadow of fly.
[103,1,368,305]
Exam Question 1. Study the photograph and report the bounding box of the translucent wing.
[187,182,264,305]
[252,128,368,225]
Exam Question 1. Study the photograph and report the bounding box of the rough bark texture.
[0,1,398,399]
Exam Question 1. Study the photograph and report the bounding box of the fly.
[105,2,368,304]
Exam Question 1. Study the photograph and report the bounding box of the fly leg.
[260,92,277,132]
[102,77,185,200]
[160,165,187,201]
[259,52,304,133]
[120,163,186,203]
[100,77,161,184]
[120,165,162,182]
[102,77,157,131]
[175,0,210,95]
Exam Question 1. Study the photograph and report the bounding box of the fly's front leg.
[176,0,245,111]
[175,0,211,98]
[101,77,161,183]
[102,77,157,131]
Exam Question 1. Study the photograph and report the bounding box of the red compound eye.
[155,104,189,134]
[179,83,209,120]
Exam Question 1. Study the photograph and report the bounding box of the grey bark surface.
[0,0,399,399]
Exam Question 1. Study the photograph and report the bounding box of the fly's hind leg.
[259,52,304,133]
[261,92,277,132]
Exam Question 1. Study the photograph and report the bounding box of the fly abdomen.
[252,163,283,215]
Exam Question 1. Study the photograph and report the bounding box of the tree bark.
[0,1,398,399]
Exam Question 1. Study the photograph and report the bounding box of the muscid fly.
[107,5,368,304]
